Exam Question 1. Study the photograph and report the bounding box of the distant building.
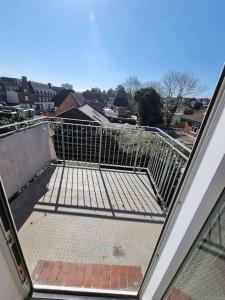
[17,92,38,109]
[79,104,109,123]
[14,76,38,109]
[85,99,103,112]
[114,106,131,118]
[54,90,85,115]
[29,80,56,111]
[43,89,84,117]
[43,89,109,124]
[5,91,19,105]
[51,86,64,94]
[201,98,210,107]
[0,83,6,102]
[184,97,210,109]
[182,108,207,137]
[0,76,55,113]
[0,105,35,120]
[0,77,20,92]
[56,107,93,122]
[103,108,116,118]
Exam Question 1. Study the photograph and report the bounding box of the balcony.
[0,118,190,295]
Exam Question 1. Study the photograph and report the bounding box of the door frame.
[138,65,225,299]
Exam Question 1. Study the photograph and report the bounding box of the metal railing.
[0,117,190,210]
[0,117,47,137]
[146,134,188,209]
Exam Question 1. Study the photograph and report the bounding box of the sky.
[0,0,224,97]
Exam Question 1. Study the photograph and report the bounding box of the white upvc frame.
[0,177,31,299]
[140,65,225,300]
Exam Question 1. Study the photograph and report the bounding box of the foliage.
[83,87,101,100]
[107,88,116,98]
[143,80,164,96]
[81,71,205,123]
[117,129,160,154]
[0,116,25,126]
[0,116,27,134]
[61,83,73,90]
[134,87,163,126]
[113,85,129,107]
[82,87,109,104]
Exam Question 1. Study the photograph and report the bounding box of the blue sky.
[0,0,224,96]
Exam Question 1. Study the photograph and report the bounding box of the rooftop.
[29,80,53,91]
[182,108,207,124]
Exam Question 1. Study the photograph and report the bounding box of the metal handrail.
[148,126,191,154]
[0,117,190,153]
[0,118,189,210]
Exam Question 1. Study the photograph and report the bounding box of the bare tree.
[123,76,141,106]
[143,80,164,96]
[162,71,205,125]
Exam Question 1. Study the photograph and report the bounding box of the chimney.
[21,76,28,89]
[48,83,52,88]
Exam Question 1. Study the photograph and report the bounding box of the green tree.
[107,88,116,98]
[82,87,103,102]
[134,88,163,126]
[113,85,128,107]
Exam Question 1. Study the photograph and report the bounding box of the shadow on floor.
[10,166,56,230]
[11,165,165,228]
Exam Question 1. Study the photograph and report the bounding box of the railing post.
[133,147,139,172]
[61,119,65,164]
[133,130,141,172]
[15,122,19,132]
[98,125,103,169]
[158,150,172,192]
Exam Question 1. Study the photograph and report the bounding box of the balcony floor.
[11,165,165,290]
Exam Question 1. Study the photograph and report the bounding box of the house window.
[25,96,29,101]
[191,123,199,134]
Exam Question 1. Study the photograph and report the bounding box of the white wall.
[0,124,57,198]
[6,91,19,104]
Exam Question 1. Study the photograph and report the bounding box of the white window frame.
[140,66,225,300]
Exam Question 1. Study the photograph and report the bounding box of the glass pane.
[165,190,225,299]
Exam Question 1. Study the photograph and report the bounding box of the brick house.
[182,108,207,137]
[53,90,85,115]
[43,89,109,124]
[17,92,38,109]
[29,80,56,111]
[0,83,6,102]
[42,89,84,117]
[0,77,21,103]
[0,77,20,92]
